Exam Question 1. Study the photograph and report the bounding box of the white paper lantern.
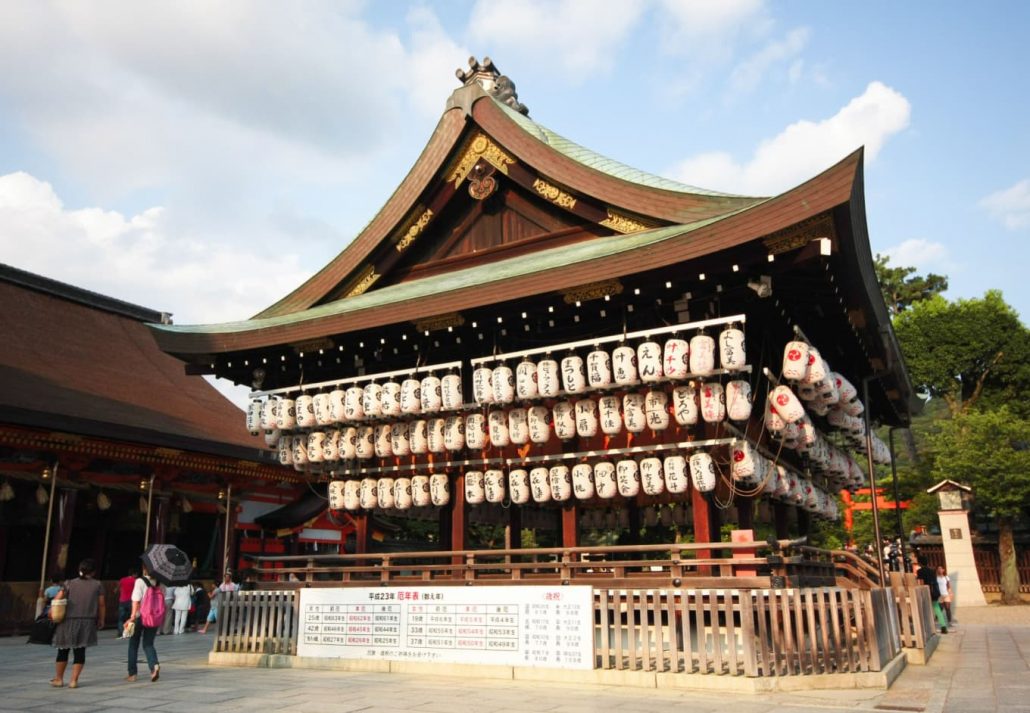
[612,344,638,385]
[339,480,358,510]
[420,375,442,413]
[441,373,463,411]
[700,382,725,423]
[623,392,647,433]
[355,426,375,459]
[574,399,599,438]
[277,398,297,430]
[801,347,829,386]
[593,462,617,499]
[764,400,786,433]
[374,424,393,458]
[689,451,716,493]
[509,469,530,504]
[295,393,316,428]
[644,390,670,430]
[672,386,699,426]
[598,395,623,435]
[362,383,382,419]
[291,434,308,466]
[339,427,357,460]
[277,435,292,465]
[528,405,551,443]
[640,457,665,495]
[515,359,538,400]
[322,429,340,461]
[769,385,805,423]
[508,408,529,445]
[465,471,485,505]
[483,469,506,503]
[809,400,831,416]
[553,401,576,440]
[344,386,365,421]
[381,382,402,417]
[391,421,411,456]
[587,349,612,388]
[843,396,865,418]
[488,410,510,447]
[359,478,378,509]
[730,441,758,482]
[260,399,277,430]
[719,326,746,371]
[558,354,585,394]
[394,478,412,510]
[782,341,810,381]
[492,364,515,404]
[409,420,428,454]
[689,334,716,375]
[663,338,690,379]
[411,475,431,507]
[264,428,281,447]
[330,388,347,422]
[797,383,817,401]
[726,379,753,421]
[473,366,494,405]
[306,431,326,462]
[377,477,396,509]
[772,466,791,498]
[430,473,450,506]
[549,465,572,502]
[530,467,552,503]
[246,400,263,435]
[444,415,465,451]
[315,392,335,426]
[616,460,640,497]
[637,340,663,382]
[797,416,818,448]
[826,408,849,430]
[427,417,445,453]
[465,413,487,450]
[664,455,688,494]
[572,463,595,500]
[400,378,422,415]
[537,357,561,397]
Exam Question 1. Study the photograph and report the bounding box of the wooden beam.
[561,504,578,548]
[450,473,466,560]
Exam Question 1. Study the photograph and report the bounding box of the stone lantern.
[926,479,986,608]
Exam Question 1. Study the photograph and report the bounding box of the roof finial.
[455,56,529,116]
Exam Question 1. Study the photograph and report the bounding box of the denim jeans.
[117,602,133,633]
[127,623,159,676]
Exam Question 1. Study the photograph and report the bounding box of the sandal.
[151,664,160,683]
[49,679,63,688]
[69,681,78,689]
[125,675,137,683]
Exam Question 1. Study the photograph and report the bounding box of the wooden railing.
[212,590,299,655]
[889,572,935,651]
[595,587,898,676]
[796,546,882,588]
[245,540,857,590]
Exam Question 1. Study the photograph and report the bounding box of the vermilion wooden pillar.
[561,505,578,548]
[450,473,466,563]
[47,487,78,579]
[691,486,712,560]
[150,495,170,546]
[353,513,371,554]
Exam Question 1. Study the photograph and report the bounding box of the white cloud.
[883,239,951,272]
[979,179,1030,230]
[728,27,810,94]
[0,172,307,324]
[467,0,646,76]
[667,81,911,195]
[658,0,768,49]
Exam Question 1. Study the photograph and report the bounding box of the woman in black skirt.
[50,558,105,688]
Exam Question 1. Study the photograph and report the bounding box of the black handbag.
[27,614,55,645]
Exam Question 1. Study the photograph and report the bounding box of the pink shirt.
[118,575,136,603]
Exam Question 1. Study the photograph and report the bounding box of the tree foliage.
[894,290,1030,417]
[874,254,948,316]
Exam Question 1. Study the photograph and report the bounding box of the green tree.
[894,291,1030,417]
[874,254,948,316]
[930,408,1030,604]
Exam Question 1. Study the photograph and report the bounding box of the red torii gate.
[841,488,910,535]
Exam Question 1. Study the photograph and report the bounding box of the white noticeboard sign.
[297,585,594,669]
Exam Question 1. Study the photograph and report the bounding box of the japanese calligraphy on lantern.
[297,586,593,669]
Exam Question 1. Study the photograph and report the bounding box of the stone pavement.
[2,607,1028,713]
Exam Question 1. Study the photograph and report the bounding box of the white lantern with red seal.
[587,348,612,388]
[689,333,716,375]
[726,380,752,421]
[537,357,561,397]
[530,467,551,503]
[769,385,805,423]
[561,354,587,394]
[484,469,506,503]
[782,341,810,381]
[572,463,595,499]
[593,462,617,499]
[515,359,538,400]
[730,441,759,483]
[528,405,551,443]
[616,459,641,497]
[700,382,725,423]
[508,469,530,504]
[488,410,510,447]
[464,471,485,505]
[801,347,829,386]
[637,340,663,382]
[492,364,515,404]
[598,395,622,435]
[612,344,638,385]
[663,337,690,379]
[640,457,665,495]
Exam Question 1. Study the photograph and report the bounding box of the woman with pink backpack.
[123,564,163,682]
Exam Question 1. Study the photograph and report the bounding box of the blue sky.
[1,0,1027,331]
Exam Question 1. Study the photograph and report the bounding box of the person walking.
[159,584,174,635]
[199,571,238,634]
[171,583,192,634]
[124,564,161,682]
[116,567,137,637]
[50,558,105,689]
[936,565,954,624]
[916,557,948,633]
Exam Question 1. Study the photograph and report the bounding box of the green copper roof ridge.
[153,209,756,336]
[490,98,753,199]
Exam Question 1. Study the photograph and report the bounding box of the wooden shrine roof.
[0,263,274,461]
